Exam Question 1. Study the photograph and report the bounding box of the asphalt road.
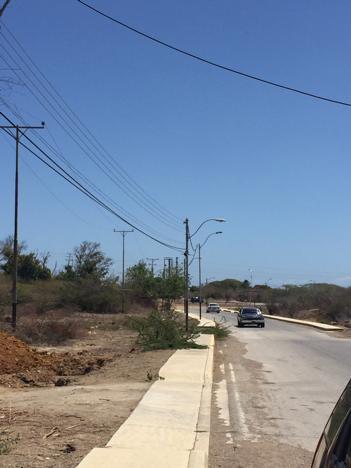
[189,305,351,466]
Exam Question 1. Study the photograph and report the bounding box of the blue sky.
[1,0,351,286]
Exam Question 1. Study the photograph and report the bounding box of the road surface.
[189,305,351,467]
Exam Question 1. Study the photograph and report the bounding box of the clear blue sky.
[1,0,351,286]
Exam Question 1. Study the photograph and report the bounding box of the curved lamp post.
[184,218,225,330]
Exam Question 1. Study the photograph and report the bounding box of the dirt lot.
[0,313,174,467]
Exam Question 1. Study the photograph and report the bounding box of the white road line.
[228,362,250,439]
[216,379,234,444]
[216,362,233,444]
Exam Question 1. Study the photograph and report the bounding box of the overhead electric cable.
[0,46,181,232]
[22,157,99,228]
[0,98,183,244]
[189,235,196,253]
[0,23,182,230]
[188,244,198,267]
[0,111,183,251]
[0,22,181,225]
[76,0,351,108]
[3,126,184,251]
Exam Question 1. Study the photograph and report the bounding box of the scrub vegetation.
[194,279,351,325]
[0,237,192,347]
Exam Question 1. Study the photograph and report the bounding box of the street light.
[265,278,272,287]
[190,218,226,239]
[184,218,226,331]
[249,268,254,304]
[198,231,222,320]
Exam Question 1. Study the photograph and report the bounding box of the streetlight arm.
[200,231,222,249]
[190,218,225,238]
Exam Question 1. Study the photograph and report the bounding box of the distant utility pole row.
[146,257,180,276]
[0,121,45,330]
[163,257,180,278]
[146,257,158,274]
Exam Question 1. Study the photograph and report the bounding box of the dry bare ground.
[0,312,174,467]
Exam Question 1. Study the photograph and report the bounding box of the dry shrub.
[129,310,203,351]
[0,431,19,455]
[16,315,85,345]
[60,278,122,314]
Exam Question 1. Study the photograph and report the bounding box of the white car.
[206,303,221,313]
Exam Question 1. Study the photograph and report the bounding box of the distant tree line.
[196,278,351,324]
[0,237,184,314]
[2,236,350,323]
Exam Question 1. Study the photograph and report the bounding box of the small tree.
[0,236,26,274]
[60,241,112,281]
[125,261,156,299]
[0,236,51,280]
[156,267,184,311]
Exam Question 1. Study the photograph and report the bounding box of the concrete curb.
[225,308,344,331]
[76,317,215,468]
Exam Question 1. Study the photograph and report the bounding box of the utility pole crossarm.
[146,257,158,275]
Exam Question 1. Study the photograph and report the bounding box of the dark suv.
[190,296,203,303]
[237,307,265,328]
[312,378,351,467]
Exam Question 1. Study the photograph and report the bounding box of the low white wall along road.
[77,316,214,468]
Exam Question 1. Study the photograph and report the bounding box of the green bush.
[197,322,229,339]
[0,431,19,455]
[130,310,204,351]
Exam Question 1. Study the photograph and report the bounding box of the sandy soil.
[0,314,174,468]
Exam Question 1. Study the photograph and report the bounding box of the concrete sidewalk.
[76,318,214,468]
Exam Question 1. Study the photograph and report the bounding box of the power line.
[0,48,180,233]
[0,97,183,245]
[188,244,198,267]
[0,0,11,17]
[21,157,99,228]
[77,0,351,108]
[6,127,183,251]
[0,24,181,227]
[0,111,183,252]
[0,23,182,231]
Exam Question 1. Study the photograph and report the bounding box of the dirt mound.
[0,331,110,387]
[0,331,47,374]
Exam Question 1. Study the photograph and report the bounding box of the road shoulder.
[209,333,313,468]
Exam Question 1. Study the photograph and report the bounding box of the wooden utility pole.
[114,229,133,313]
[146,257,158,275]
[0,121,45,329]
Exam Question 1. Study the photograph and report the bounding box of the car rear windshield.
[209,304,219,307]
[241,309,259,315]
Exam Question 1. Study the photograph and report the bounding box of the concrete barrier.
[225,308,344,331]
